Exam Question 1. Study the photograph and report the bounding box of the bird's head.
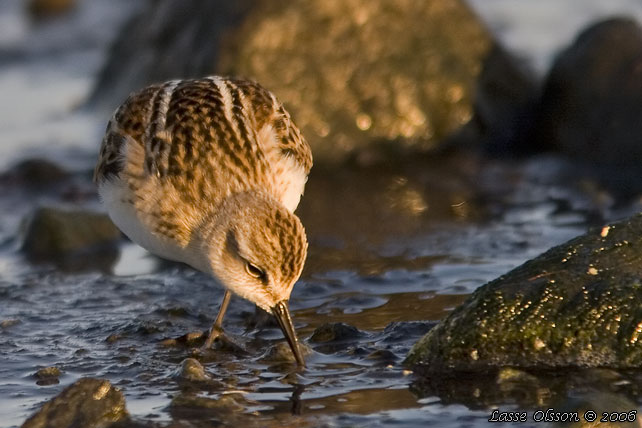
[205,191,308,366]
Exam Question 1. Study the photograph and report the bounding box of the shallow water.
[2,1,642,427]
[2,151,632,427]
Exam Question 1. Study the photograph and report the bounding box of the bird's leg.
[202,290,232,349]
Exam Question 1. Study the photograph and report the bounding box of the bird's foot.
[198,327,246,355]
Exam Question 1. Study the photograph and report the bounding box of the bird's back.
[94,77,312,261]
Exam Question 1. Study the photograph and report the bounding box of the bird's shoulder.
[94,77,313,190]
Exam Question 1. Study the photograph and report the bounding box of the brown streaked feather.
[95,76,312,248]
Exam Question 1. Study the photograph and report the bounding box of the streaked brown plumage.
[94,76,312,366]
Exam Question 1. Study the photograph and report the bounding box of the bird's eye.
[245,262,265,279]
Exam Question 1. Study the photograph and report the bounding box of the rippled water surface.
[2,1,642,427]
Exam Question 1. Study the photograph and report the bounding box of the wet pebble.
[170,392,246,413]
[34,366,61,379]
[160,331,204,348]
[180,331,204,343]
[0,319,20,329]
[159,338,178,347]
[175,358,210,382]
[21,378,128,428]
[34,366,62,386]
[496,367,539,384]
[365,350,398,366]
[309,322,365,343]
[106,333,122,343]
[380,321,436,344]
[261,341,313,364]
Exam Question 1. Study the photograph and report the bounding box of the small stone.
[600,226,610,238]
[170,392,245,412]
[181,331,204,343]
[160,330,205,347]
[105,334,122,343]
[175,358,209,382]
[262,341,312,363]
[497,368,538,384]
[309,322,364,343]
[35,367,61,380]
[0,319,20,328]
[365,349,398,366]
[159,338,178,347]
[21,378,128,428]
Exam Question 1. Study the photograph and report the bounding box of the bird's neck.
[185,190,275,275]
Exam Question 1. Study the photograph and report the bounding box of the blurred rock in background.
[21,206,121,271]
[27,0,77,21]
[89,0,537,165]
[535,17,642,167]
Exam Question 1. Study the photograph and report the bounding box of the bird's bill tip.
[272,300,305,367]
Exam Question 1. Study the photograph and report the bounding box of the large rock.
[22,207,121,271]
[21,378,128,428]
[89,0,535,164]
[406,213,642,372]
[535,18,642,166]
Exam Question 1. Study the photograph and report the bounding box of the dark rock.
[260,340,313,364]
[0,319,20,328]
[406,213,642,372]
[21,378,128,428]
[174,358,210,382]
[310,322,364,343]
[380,321,437,344]
[365,349,398,366]
[309,323,366,355]
[27,0,76,20]
[409,367,641,411]
[1,159,70,189]
[21,207,121,271]
[159,331,205,347]
[169,392,246,421]
[105,333,122,343]
[89,0,534,164]
[535,18,642,167]
[474,46,538,156]
[34,366,62,380]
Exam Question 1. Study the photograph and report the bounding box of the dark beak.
[272,300,305,367]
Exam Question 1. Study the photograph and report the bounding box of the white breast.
[98,179,186,264]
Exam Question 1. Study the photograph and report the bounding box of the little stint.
[94,76,312,366]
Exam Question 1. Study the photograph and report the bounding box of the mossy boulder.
[406,213,642,372]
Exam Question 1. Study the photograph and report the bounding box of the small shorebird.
[94,76,312,366]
